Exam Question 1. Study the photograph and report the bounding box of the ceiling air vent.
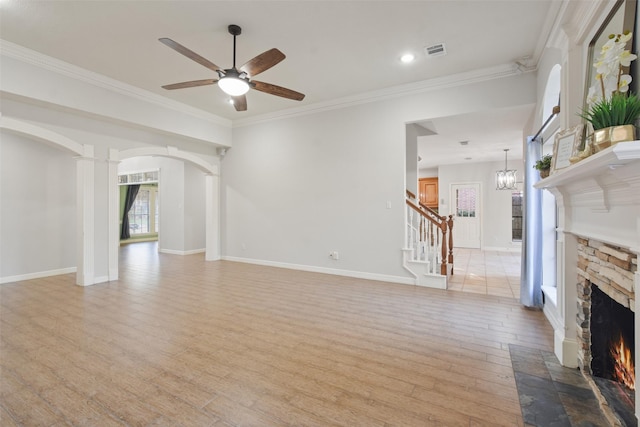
[424,43,447,58]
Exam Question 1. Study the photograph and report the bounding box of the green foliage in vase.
[580,91,640,130]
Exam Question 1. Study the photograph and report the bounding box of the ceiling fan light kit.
[159,24,305,111]
[218,73,250,96]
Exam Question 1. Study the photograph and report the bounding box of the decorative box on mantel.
[534,140,640,422]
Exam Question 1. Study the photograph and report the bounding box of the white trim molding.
[0,267,77,285]
[0,116,84,155]
[223,256,416,286]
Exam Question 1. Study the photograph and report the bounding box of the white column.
[107,149,120,281]
[76,146,95,286]
[547,184,579,368]
[205,174,221,261]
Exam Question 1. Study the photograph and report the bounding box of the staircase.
[403,190,454,289]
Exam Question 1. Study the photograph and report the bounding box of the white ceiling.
[0,0,556,165]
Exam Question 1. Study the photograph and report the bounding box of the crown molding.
[233,63,529,128]
[0,39,532,131]
[0,39,232,128]
[568,0,618,45]
[533,1,568,59]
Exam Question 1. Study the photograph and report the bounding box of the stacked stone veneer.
[576,237,638,374]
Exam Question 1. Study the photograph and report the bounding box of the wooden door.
[419,178,439,209]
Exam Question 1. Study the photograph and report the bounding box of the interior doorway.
[108,147,220,282]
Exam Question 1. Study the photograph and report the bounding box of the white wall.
[419,168,438,179]
[223,72,536,281]
[159,160,185,252]
[224,102,406,279]
[0,131,76,279]
[405,124,419,197]
[428,159,523,251]
[184,164,206,251]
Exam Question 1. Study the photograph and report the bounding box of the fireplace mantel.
[536,140,640,191]
[535,141,640,251]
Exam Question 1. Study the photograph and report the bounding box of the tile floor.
[449,247,522,298]
[510,344,610,426]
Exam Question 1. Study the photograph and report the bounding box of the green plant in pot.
[580,31,640,152]
[534,154,552,178]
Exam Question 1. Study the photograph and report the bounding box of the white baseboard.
[222,256,415,286]
[1,267,77,284]
[159,248,206,256]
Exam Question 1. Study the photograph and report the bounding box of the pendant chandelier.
[496,149,517,190]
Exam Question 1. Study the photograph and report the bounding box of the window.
[512,191,523,241]
[455,188,476,217]
[128,185,159,236]
[119,171,158,185]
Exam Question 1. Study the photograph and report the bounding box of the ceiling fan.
[159,24,305,112]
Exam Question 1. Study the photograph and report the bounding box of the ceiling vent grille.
[424,43,447,58]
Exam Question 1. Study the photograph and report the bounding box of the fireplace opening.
[590,283,636,425]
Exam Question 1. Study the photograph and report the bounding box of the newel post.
[448,215,454,274]
[440,217,448,276]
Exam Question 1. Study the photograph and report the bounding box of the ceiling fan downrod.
[228,24,241,69]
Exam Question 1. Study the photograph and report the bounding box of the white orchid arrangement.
[581,31,640,130]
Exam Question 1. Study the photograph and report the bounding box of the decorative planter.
[539,169,550,179]
[592,125,636,152]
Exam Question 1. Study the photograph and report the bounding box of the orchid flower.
[588,32,637,104]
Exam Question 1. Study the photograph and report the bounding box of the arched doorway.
[107,147,220,281]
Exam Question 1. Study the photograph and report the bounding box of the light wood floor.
[1,243,552,426]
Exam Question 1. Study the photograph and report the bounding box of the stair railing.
[405,190,454,275]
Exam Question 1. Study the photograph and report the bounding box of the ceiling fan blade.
[232,95,247,111]
[252,80,305,101]
[161,79,218,90]
[239,48,285,77]
[159,38,222,72]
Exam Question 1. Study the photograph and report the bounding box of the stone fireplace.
[575,238,637,424]
[536,141,640,424]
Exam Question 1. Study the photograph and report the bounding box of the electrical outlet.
[329,251,339,260]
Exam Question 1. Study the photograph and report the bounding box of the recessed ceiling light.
[400,53,415,63]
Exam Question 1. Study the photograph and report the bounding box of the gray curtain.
[520,136,543,308]
[120,184,140,240]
